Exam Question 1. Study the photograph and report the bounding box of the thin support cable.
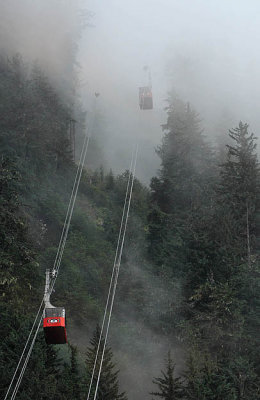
[86,148,135,400]
[51,111,93,287]
[51,100,96,287]
[51,113,95,293]
[10,312,43,400]
[3,299,44,400]
[51,117,89,275]
[5,98,98,400]
[7,145,86,399]
[8,125,91,399]
[93,144,138,400]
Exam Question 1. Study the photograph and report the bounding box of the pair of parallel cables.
[86,143,138,400]
[5,102,94,400]
[4,98,138,400]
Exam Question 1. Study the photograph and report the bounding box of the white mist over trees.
[0,0,88,100]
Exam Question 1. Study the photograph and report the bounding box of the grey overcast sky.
[77,0,260,180]
[79,0,260,127]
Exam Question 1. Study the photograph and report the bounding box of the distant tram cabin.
[139,86,153,110]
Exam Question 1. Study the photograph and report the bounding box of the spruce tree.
[150,352,184,400]
[85,325,127,400]
[152,96,211,214]
[183,355,235,400]
[57,344,83,400]
[69,344,83,398]
[148,95,214,283]
[217,121,259,262]
[106,169,115,190]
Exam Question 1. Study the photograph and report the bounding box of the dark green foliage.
[106,169,115,190]
[183,354,236,400]
[180,123,260,397]
[151,352,184,399]
[0,56,73,175]
[183,353,260,400]
[148,96,215,283]
[85,325,127,400]
[216,122,259,261]
[0,301,58,399]
[153,97,212,214]
[148,95,260,399]
[57,344,84,399]
[0,157,40,304]
[218,122,258,213]
[187,280,245,356]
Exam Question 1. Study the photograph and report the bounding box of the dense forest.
[0,51,259,400]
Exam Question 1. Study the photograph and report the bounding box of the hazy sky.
[1,0,260,180]
[77,0,260,180]
[80,0,260,111]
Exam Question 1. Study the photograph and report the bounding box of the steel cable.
[5,99,97,400]
[86,146,136,400]
[93,144,138,400]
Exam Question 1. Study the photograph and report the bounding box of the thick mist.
[1,0,260,178]
[80,0,260,182]
[0,0,85,95]
[3,0,260,180]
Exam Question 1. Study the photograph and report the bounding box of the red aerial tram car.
[43,269,67,345]
[43,307,67,344]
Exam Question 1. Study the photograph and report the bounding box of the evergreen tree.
[29,64,73,171]
[148,95,215,288]
[85,325,127,400]
[105,169,115,190]
[152,97,211,214]
[183,354,236,400]
[183,353,260,400]
[57,344,84,400]
[182,122,260,398]
[150,352,184,399]
[69,344,83,398]
[0,55,29,159]
[216,121,259,262]
[187,279,244,356]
